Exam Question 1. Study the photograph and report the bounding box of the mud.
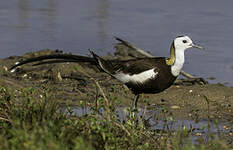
[0,48,232,127]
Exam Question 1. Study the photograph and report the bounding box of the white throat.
[171,48,185,76]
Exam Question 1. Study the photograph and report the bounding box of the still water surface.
[0,0,233,85]
[65,106,232,144]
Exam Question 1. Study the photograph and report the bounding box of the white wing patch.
[114,68,158,83]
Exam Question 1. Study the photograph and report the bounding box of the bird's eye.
[183,40,187,43]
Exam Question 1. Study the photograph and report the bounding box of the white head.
[170,35,203,77]
[173,35,203,51]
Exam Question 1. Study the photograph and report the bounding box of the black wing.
[110,57,165,75]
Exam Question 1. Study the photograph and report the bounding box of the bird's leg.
[132,94,140,112]
[130,94,140,124]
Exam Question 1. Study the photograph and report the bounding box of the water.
[0,0,233,85]
[64,106,232,143]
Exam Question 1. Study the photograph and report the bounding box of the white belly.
[114,68,158,83]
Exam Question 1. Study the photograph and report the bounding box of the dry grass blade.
[0,116,11,123]
[72,63,111,121]
[114,121,131,136]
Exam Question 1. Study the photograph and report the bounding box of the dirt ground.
[0,48,232,125]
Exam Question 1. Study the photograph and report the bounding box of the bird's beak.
[191,43,204,50]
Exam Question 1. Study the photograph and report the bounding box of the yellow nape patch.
[166,58,175,65]
[166,42,176,65]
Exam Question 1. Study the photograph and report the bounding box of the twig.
[0,116,11,123]
[73,64,111,121]
[115,37,196,79]
[0,78,24,88]
[94,81,110,108]
[180,70,196,79]
[115,36,154,58]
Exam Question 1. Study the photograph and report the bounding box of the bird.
[10,35,203,111]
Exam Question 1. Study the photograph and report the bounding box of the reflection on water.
[17,0,58,42]
[96,0,109,50]
[0,0,233,85]
[62,106,232,143]
[18,0,29,29]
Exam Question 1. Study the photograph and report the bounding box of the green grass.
[0,85,231,150]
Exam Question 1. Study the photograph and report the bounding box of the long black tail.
[9,37,130,71]
[10,53,96,71]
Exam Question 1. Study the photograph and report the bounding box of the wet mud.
[0,48,232,136]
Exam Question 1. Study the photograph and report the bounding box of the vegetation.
[0,85,232,150]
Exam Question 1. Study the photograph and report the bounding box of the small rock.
[3,66,8,71]
[57,72,63,81]
[223,126,229,130]
[196,133,202,136]
[23,74,27,78]
[170,105,180,109]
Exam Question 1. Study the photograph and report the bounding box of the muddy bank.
[0,49,232,125]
